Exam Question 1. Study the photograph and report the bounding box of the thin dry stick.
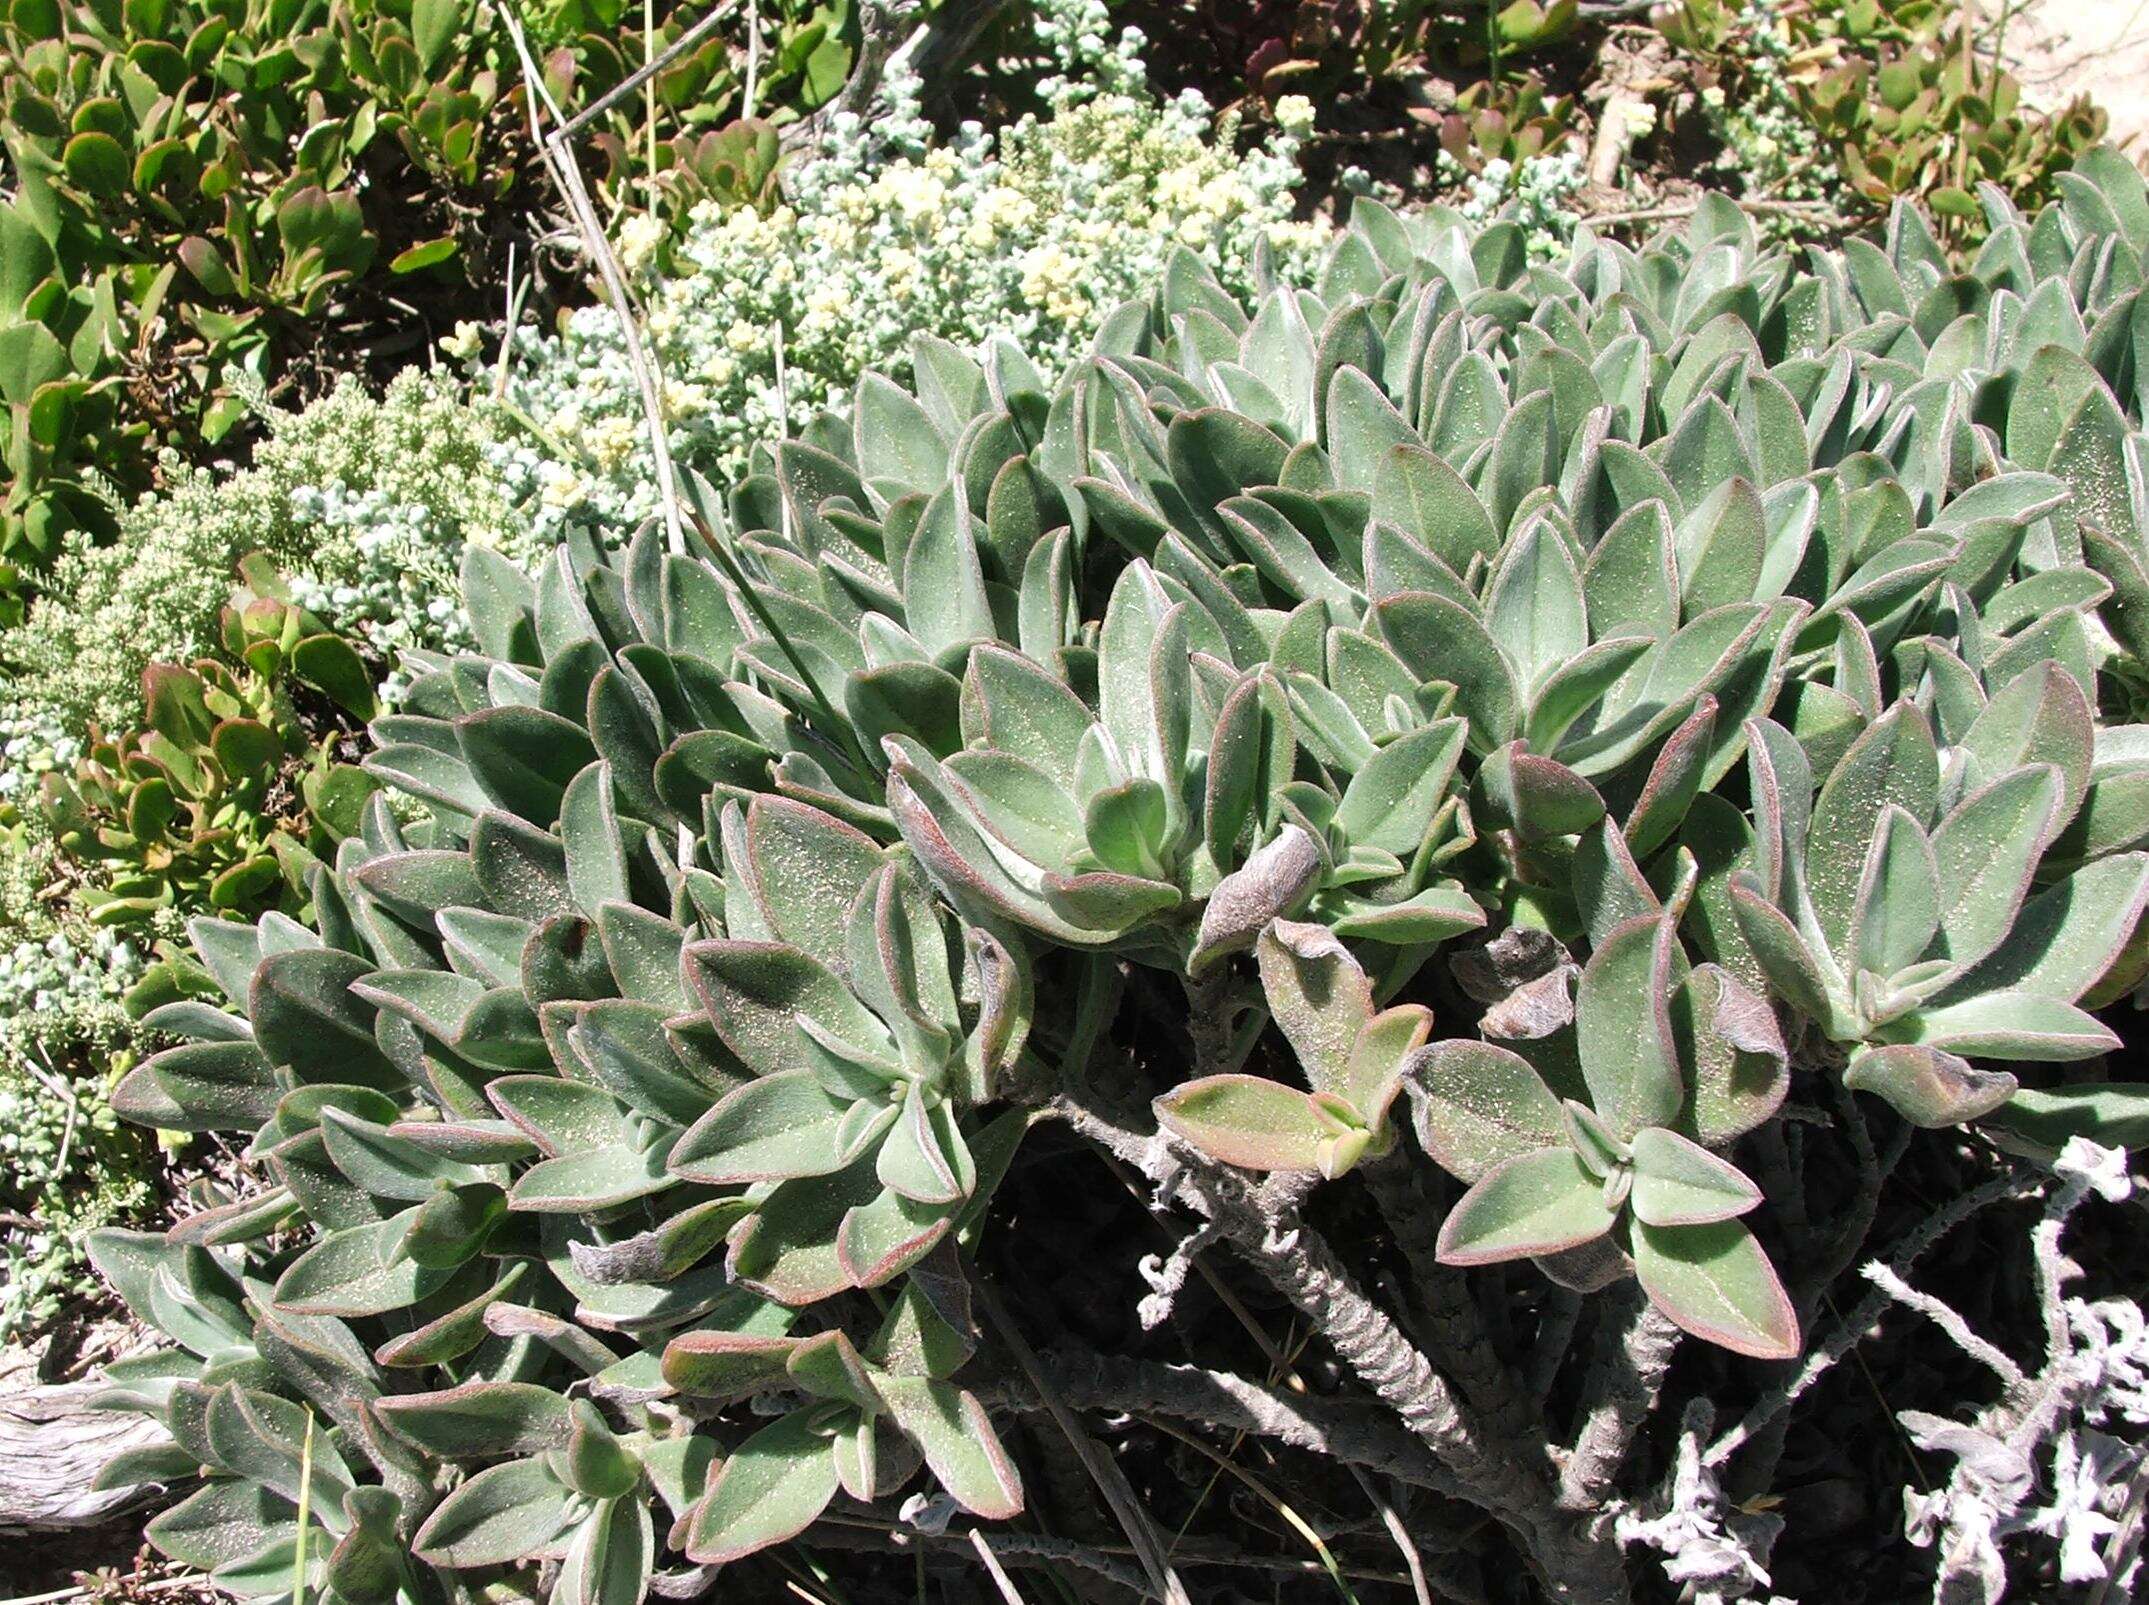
[642,0,659,196]
[773,320,794,487]
[1137,1415,1362,1603]
[1582,197,1848,228]
[1352,1469,1433,1605]
[500,5,688,556]
[550,0,742,143]
[291,1407,316,1605]
[0,1579,208,1605]
[492,241,532,401]
[974,1278,1193,1605]
[812,1513,1424,1591]
[745,0,763,119]
[969,1528,1027,1605]
[23,1048,79,1185]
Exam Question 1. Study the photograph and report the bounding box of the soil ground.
[2006,0,2149,154]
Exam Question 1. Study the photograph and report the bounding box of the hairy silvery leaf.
[1155,1074,1359,1176]
[1436,1148,1619,1265]
[1631,1219,1799,1359]
[1804,703,1942,959]
[1177,919,1433,1171]
[1407,1040,1568,1182]
[75,152,2149,1601]
[1627,1128,1764,1227]
[375,1382,575,1460]
[1575,913,1685,1140]
[1257,921,1377,1098]
[413,1458,582,1568]
[1674,964,1789,1147]
[681,1409,843,1565]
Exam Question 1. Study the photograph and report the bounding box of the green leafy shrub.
[1661,0,2108,245]
[0,0,855,617]
[39,572,381,930]
[1435,71,1581,174]
[86,150,2149,1601]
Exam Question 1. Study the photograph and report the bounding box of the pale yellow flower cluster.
[617,211,667,278]
[499,33,1316,530]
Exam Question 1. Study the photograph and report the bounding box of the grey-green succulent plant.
[1416,903,1797,1358]
[1729,691,2149,1130]
[82,145,2149,1605]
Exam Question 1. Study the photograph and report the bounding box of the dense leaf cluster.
[38,560,382,930]
[1662,0,2109,244]
[89,148,2149,1601]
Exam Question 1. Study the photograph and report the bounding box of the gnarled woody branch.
[1053,1093,1634,1604]
[1361,1150,1547,1454]
[992,1346,1466,1495]
[1560,1289,1683,1516]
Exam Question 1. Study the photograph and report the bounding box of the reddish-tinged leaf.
[1632,1217,1799,1360]
[1154,1075,1333,1172]
[1435,1148,1618,1266]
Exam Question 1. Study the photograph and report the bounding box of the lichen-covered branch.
[993,1347,1464,1494]
[1888,1142,2147,1605]
[1707,1165,2042,1472]
[1559,1288,1683,1515]
[1053,1094,1633,1603]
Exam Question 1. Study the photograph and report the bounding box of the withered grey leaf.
[1482,964,1580,1042]
[1845,1044,2018,1129]
[1898,1412,2033,1502]
[1452,925,1570,1003]
[1534,1234,1631,1293]
[1190,824,1324,972]
[568,1230,671,1288]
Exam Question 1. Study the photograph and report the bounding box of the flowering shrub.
[81,148,2149,1605]
[0,370,523,1332]
[0,0,863,622]
[1425,149,1587,256]
[489,14,1323,541]
[0,835,153,1336]
[6,370,519,749]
